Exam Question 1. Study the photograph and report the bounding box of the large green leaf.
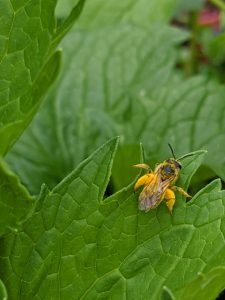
[56,0,178,26]
[0,0,85,156]
[2,138,225,299]
[7,16,225,194]
[0,159,33,236]
[0,137,119,299]
[6,23,188,193]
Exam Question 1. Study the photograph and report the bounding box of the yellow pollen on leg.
[164,188,176,213]
[134,173,154,190]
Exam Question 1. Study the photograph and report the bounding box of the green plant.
[1,0,225,299]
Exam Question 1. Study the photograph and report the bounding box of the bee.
[133,144,193,213]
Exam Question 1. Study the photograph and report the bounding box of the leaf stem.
[188,11,200,75]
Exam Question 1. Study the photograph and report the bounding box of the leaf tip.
[161,286,175,300]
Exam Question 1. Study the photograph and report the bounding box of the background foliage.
[1,0,225,299]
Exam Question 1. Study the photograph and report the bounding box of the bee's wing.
[138,175,170,212]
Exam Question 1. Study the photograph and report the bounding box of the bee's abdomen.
[138,193,161,212]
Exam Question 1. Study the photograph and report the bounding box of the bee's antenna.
[168,143,176,159]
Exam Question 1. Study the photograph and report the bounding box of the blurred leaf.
[161,286,175,300]
[0,159,34,236]
[0,279,7,300]
[7,18,225,195]
[175,267,225,300]
[6,24,188,193]
[112,144,141,191]
[51,0,86,50]
[173,0,205,16]
[56,0,81,19]
[56,0,178,26]
[2,141,225,299]
[189,164,216,197]
[202,31,225,65]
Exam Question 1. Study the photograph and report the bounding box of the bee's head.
[168,158,182,170]
[160,159,181,181]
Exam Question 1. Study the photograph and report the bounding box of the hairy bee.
[134,145,193,213]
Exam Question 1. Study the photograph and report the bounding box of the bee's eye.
[174,160,182,169]
[164,166,174,175]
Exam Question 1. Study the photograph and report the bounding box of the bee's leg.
[164,189,176,213]
[171,186,191,198]
[133,163,151,171]
[134,173,154,191]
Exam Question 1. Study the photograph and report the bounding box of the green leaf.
[173,0,205,16]
[112,144,141,191]
[161,286,175,300]
[0,0,58,155]
[56,0,178,27]
[175,267,225,300]
[51,0,86,50]
[56,0,80,19]
[0,0,84,156]
[8,14,225,196]
[0,137,119,299]
[0,159,34,236]
[2,139,225,299]
[6,23,188,193]
[0,279,7,300]
[201,31,225,65]
[0,49,61,157]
